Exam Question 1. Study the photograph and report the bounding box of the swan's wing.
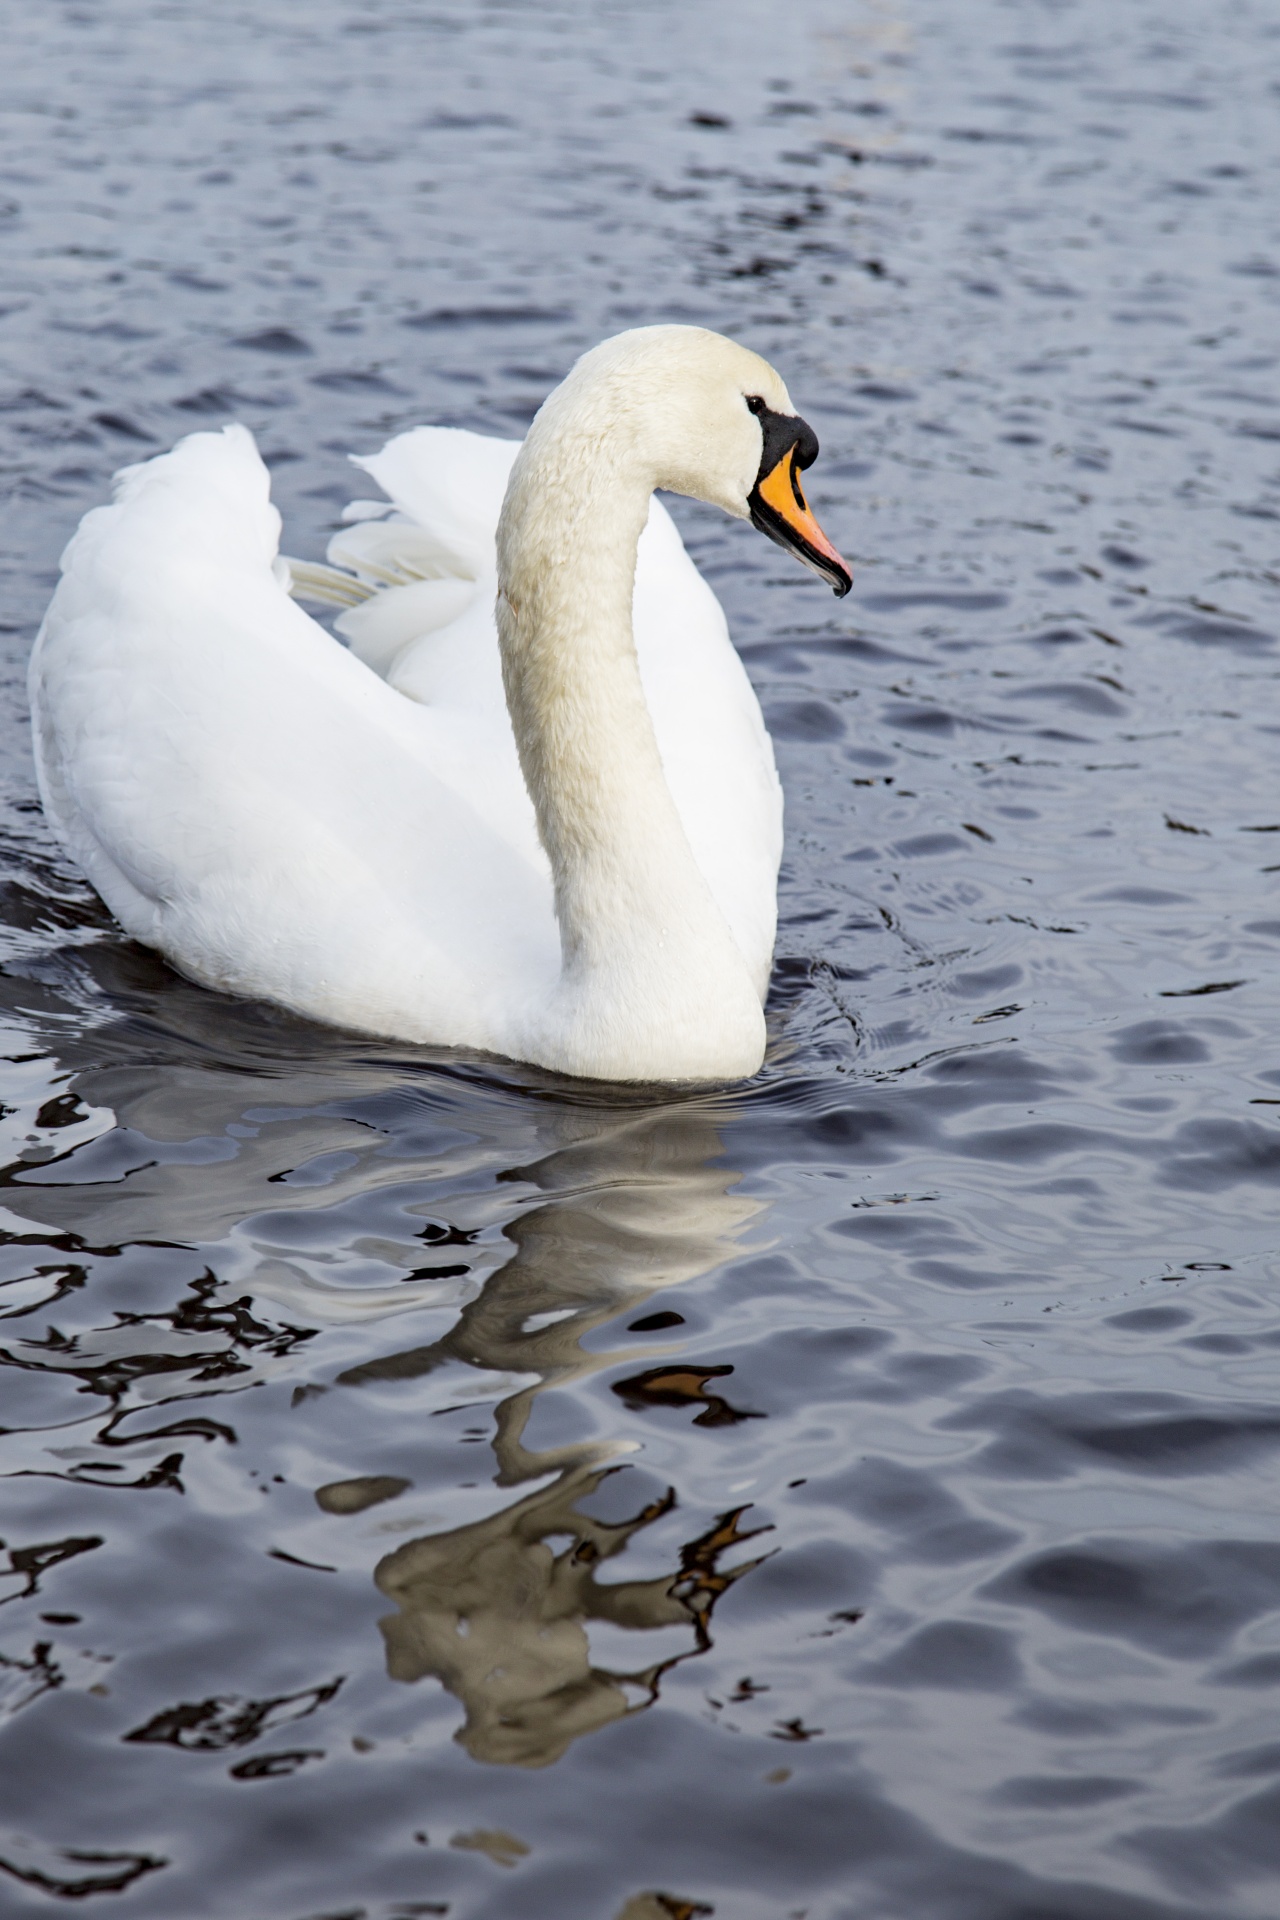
[351,426,520,580]
[30,425,556,1043]
[334,575,480,679]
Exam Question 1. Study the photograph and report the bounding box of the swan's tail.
[285,517,440,604]
[283,558,377,609]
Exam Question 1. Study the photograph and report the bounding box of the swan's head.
[536,325,853,597]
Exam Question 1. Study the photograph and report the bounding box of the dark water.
[2,1,1280,1914]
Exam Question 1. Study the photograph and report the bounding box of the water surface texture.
[2,2,1280,1916]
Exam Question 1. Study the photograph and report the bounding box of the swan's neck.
[495,411,764,1080]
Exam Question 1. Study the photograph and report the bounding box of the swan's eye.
[744,395,767,417]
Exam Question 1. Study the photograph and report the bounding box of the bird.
[30,324,851,1083]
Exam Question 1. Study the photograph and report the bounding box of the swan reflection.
[2,969,768,1768]
[374,1464,768,1768]
[344,1099,769,1766]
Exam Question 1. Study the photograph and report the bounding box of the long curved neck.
[494,400,763,1079]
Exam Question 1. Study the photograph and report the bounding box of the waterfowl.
[30,325,850,1081]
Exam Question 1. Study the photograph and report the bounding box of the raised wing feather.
[31,425,558,1043]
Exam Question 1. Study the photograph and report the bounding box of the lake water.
[2,2,1280,1915]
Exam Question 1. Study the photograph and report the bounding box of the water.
[1,1,1280,1914]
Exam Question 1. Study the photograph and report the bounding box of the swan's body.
[30,327,849,1081]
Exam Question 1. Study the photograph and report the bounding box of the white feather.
[31,327,790,1080]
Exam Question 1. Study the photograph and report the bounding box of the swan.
[29,325,851,1082]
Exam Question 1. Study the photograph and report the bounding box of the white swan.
[30,326,850,1082]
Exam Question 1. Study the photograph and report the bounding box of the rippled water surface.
[2,1,1280,1914]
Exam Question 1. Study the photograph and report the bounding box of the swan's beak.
[748,411,853,597]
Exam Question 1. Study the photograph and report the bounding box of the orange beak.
[747,419,852,597]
